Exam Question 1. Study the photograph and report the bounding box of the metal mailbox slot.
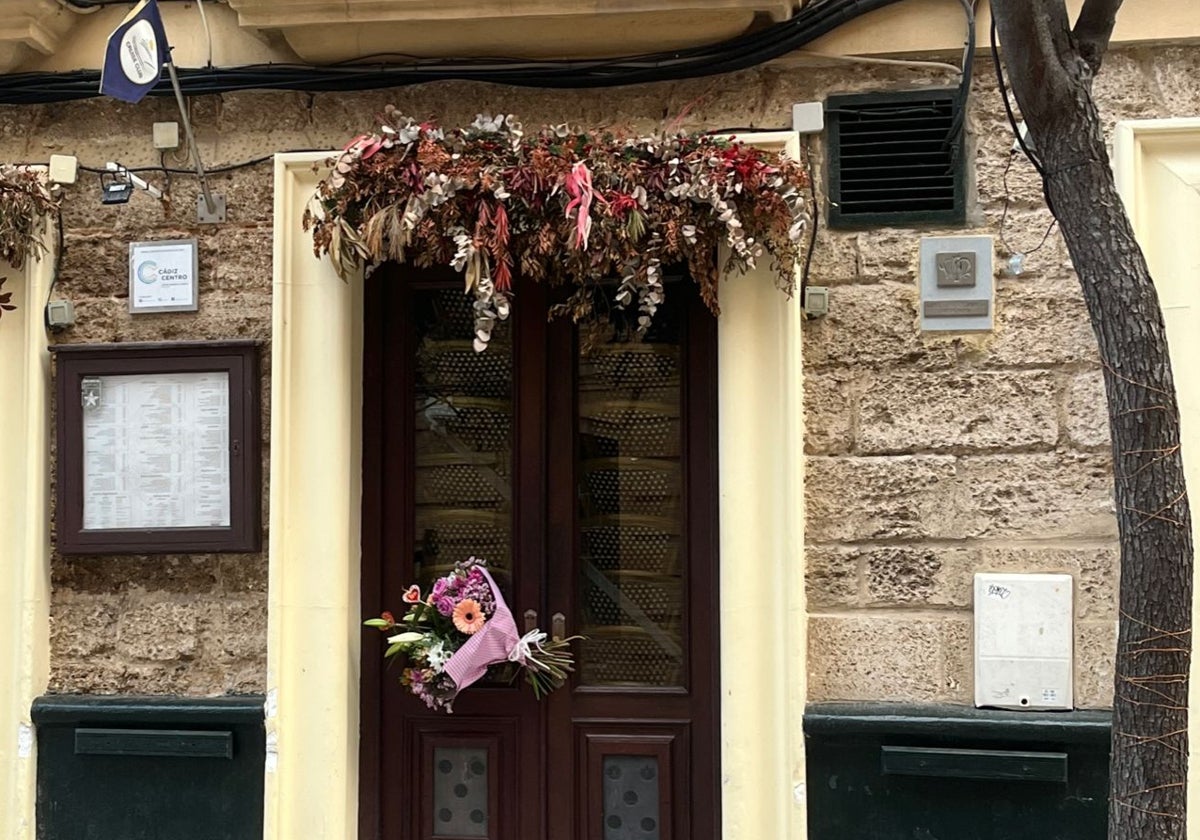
[33,696,264,840]
[805,703,1110,840]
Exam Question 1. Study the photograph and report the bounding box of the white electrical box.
[974,572,1074,711]
[792,101,824,134]
[153,121,181,150]
[48,154,78,185]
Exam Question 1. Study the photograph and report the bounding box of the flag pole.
[163,57,216,216]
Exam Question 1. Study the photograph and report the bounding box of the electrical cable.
[990,14,1042,173]
[78,153,277,176]
[61,0,194,6]
[195,0,214,69]
[944,0,976,160]
[826,105,948,117]
[996,149,1058,275]
[799,136,819,306]
[990,15,1058,274]
[989,12,1057,221]
[703,127,791,135]
[43,205,65,313]
[159,149,173,197]
[788,50,963,74]
[0,0,911,104]
[56,0,101,13]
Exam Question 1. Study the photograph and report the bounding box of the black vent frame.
[826,89,966,228]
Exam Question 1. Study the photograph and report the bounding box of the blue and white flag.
[99,0,170,103]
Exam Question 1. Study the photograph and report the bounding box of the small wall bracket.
[197,193,227,224]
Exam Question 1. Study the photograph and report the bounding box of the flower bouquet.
[365,557,578,712]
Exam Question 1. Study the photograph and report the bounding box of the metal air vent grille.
[826,89,966,228]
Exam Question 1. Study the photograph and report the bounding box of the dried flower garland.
[306,110,810,350]
[0,166,58,322]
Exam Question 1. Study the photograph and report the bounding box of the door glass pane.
[577,298,684,687]
[413,289,513,596]
[433,746,489,837]
[602,755,661,840]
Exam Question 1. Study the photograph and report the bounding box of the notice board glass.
[54,341,260,554]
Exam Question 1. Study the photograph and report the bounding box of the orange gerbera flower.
[452,599,487,635]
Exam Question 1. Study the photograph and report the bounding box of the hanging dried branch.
[0,166,57,268]
[306,111,811,349]
[0,166,58,323]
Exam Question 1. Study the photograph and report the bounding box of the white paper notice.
[82,371,231,531]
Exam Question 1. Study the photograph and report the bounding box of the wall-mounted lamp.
[100,172,133,204]
[100,162,163,205]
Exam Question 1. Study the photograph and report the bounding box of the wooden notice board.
[53,340,260,554]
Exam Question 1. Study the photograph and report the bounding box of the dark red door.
[361,267,719,840]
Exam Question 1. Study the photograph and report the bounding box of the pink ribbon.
[442,567,522,696]
[564,162,597,250]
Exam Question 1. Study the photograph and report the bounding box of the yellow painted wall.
[0,223,54,840]
[266,154,364,840]
[716,132,808,840]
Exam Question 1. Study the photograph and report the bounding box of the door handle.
[552,612,566,641]
[524,609,538,634]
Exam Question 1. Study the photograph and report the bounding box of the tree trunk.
[991,5,1193,839]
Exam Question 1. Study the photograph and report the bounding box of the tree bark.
[991,4,1193,840]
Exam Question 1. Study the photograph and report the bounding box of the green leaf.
[627,209,646,242]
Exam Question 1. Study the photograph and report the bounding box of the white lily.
[387,631,425,645]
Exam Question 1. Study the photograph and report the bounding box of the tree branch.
[1074,0,1124,73]
[992,1,1078,120]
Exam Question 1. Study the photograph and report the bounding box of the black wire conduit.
[0,0,911,103]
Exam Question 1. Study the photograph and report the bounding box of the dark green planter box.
[805,703,1111,840]
[33,695,265,840]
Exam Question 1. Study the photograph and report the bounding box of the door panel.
[368,273,544,840]
[575,302,687,690]
[363,268,717,840]
[583,726,689,840]
[415,727,512,840]
[411,288,515,596]
[428,743,492,837]
[547,284,719,840]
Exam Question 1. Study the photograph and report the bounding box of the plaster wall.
[0,239,53,840]
[4,45,1197,704]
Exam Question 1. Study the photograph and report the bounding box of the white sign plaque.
[129,239,199,313]
[81,371,231,531]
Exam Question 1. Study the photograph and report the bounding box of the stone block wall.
[4,43,1194,701]
[802,229,1122,707]
[799,46,1200,709]
[800,48,1200,707]
[45,163,274,694]
[0,95,278,695]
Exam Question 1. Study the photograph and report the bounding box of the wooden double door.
[361,268,719,840]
